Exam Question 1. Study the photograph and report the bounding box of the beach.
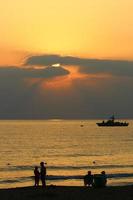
[0,185,133,200]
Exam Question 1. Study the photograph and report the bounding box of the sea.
[0,120,133,188]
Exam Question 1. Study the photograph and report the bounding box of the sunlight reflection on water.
[0,120,133,188]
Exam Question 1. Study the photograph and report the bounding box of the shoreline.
[0,185,133,200]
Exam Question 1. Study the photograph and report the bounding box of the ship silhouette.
[96,115,129,127]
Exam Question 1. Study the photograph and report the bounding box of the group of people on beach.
[34,162,107,188]
[34,162,46,187]
[84,171,107,187]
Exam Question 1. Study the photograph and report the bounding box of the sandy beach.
[0,185,133,200]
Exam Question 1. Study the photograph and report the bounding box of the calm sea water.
[0,120,133,188]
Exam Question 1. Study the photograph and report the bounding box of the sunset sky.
[0,0,133,119]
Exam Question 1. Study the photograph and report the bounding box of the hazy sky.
[0,0,133,119]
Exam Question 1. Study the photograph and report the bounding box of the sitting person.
[93,171,107,188]
[84,171,93,186]
[101,171,107,186]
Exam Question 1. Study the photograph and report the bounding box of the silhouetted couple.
[34,161,46,187]
[84,171,107,187]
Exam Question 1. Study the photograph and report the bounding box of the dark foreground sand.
[0,185,133,200]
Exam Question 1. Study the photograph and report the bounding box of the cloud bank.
[0,66,69,79]
[0,54,133,119]
[25,54,133,77]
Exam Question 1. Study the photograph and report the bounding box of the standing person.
[34,166,40,187]
[40,161,47,187]
[84,171,93,186]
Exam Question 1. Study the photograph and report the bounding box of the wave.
[1,164,133,172]
[0,176,31,184]
[48,165,133,170]
[0,173,133,184]
[46,173,133,180]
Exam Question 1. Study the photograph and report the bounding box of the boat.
[96,115,129,127]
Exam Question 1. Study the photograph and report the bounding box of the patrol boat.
[96,115,129,127]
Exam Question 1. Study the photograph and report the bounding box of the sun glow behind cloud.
[25,65,112,92]
[41,66,87,90]
[52,63,61,67]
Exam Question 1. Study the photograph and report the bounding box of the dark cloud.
[70,75,133,119]
[0,66,69,79]
[25,54,133,77]
[0,66,69,119]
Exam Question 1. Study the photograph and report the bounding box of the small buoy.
[7,163,10,166]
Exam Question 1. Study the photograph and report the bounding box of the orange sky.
[0,0,133,66]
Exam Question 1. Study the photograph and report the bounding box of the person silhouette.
[34,166,40,186]
[101,171,107,186]
[40,161,47,187]
[84,171,93,186]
